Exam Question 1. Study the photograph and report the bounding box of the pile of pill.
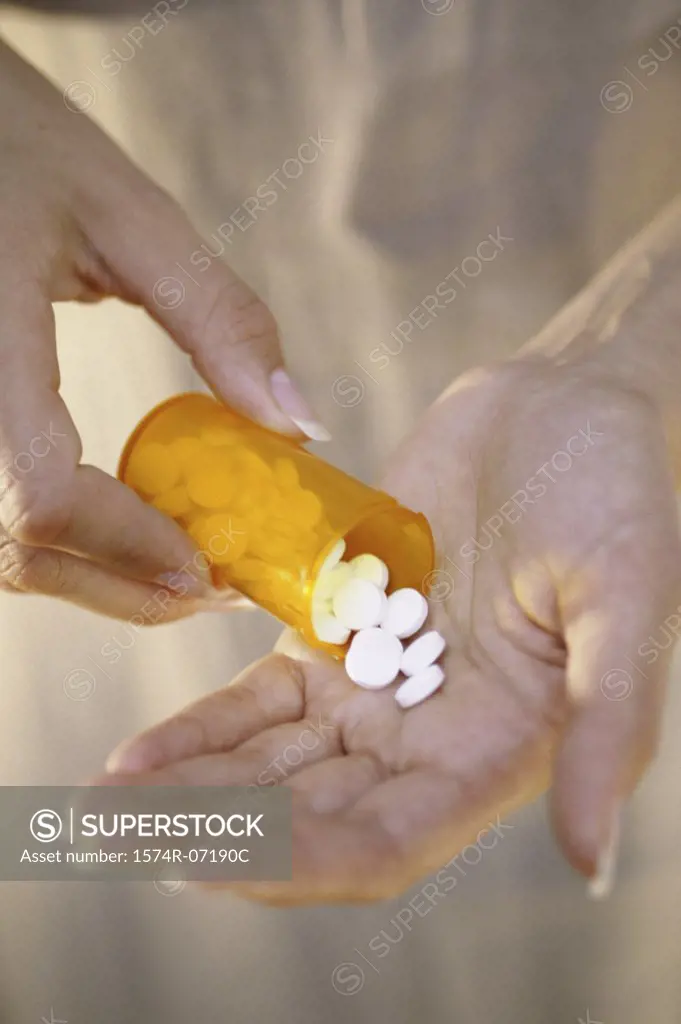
[125,427,334,604]
[312,540,446,708]
[124,417,443,707]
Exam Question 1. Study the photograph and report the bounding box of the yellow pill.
[267,493,291,520]
[292,489,323,528]
[274,458,300,490]
[268,517,301,542]
[190,514,249,565]
[186,470,235,508]
[126,443,180,497]
[152,485,193,518]
[192,446,232,475]
[168,436,202,473]
[269,486,312,519]
[247,529,291,561]
[278,550,313,576]
[201,425,240,447]
[232,482,276,520]
[286,529,318,556]
[231,557,270,581]
[295,539,323,562]
[233,449,273,481]
[249,581,276,604]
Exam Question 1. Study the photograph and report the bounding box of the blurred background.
[0,1,681,1021]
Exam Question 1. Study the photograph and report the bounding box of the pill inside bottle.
[118,392,435,658]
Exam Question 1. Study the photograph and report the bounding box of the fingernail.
[270,368,331,441]
[156,568,212,598]
[587,803,621,901]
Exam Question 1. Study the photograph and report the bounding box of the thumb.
[88,178,330,441]
[550,519,681,898]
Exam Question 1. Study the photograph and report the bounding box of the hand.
[105,356,681,903]
[0,39,323,619]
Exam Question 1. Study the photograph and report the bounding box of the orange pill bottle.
[118,393,435,658]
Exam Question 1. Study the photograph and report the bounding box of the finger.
[88,178,329,440]
[53,465,212,590]
[551,513,681,896]
[0,537,213,620]
[0,290,78,543]
[0,288,209,595]
[103,717,340,788]
[105,653,309,774]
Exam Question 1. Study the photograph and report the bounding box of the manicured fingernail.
[270,368,331,441]
[587,804,621,901]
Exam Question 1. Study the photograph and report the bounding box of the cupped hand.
[105,356,681,902]
[0,39,321,619]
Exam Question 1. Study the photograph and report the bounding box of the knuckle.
[2,489,71,547]
[0,537,43,593]
[274,654,307,703]
[199,278,278,355]
[174,710,215,755]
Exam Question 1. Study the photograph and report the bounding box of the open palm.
[106,356,681,903]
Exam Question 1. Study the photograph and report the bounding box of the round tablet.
[394,664,445,708]
[273,457,300,490]
[230,557,270,581]
[401,630,446,676]
[345,628,403,688]
[201,426,239,447]
[333,578,387,631]
[292,489,324,528]
[313,561,353,602]
[186,469,235,508]
[189,513,249,565]
[381,588,428,639]
[312,604,351,645]
[168,436,203,472]
[126,442,180,496]
[318,538,347,576]
[348,553,389,590]
[152,484,193,518]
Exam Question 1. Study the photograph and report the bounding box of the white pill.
[348,553,389,590]
[345,627,403,688]
[311,602,351,645]
[395,664,445,708]
[318,538,346,576]
[313,561,354,602]
[401,630,446,676]
[333,578,387,631]
[381,587,428,639]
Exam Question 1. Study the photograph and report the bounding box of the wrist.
[515,335,681,483]
[512,191,681,481]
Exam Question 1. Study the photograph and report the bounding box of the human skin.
[0,38,326,620]
[106,194,681,903]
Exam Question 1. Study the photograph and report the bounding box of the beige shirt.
[1,2,680,1022]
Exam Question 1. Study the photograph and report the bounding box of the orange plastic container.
[118,393,435,658]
